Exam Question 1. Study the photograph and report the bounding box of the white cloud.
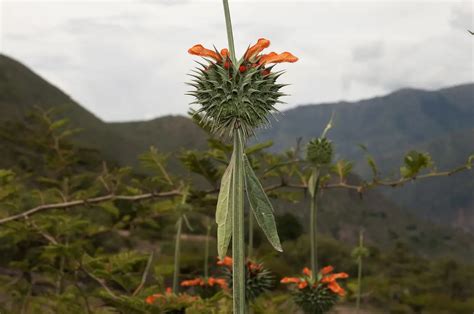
[1,0,473,121]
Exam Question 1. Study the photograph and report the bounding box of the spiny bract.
[307,138,333,166]
[187,39,298,138]
[188,62,286,138]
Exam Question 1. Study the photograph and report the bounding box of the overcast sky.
[1,0,473,121]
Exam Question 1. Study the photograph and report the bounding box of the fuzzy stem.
[232,128,246,314]
[356,230,364,314]
[310,168,320,274]
[248,211,254,259]
[172,215,183,292]
[222,0,237,63]
[204,223,211,279]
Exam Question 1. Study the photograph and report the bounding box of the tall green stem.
[248,212,254,259]
[310,169,320,274]
[222,0,236,63]
[356,230,364,314]
[232,128,246,314]
[204,223,211,279]
[172,215,183,292]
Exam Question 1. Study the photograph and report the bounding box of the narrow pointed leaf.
[216,153,234,259]
[244,155,282,252]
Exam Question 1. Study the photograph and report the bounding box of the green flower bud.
[306,138,333,166]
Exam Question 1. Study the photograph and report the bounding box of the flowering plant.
[145,287,199,312]
[218,256,275,302]
[281,266,349,314]
[180,276,228,298]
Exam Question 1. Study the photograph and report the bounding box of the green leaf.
[467,154,474,169]
[245,140,273,155]
[331,159,353,182]
[400,151,433,178]
[244,155,282,252]
[216,153,234,259]
[367,156,378,178]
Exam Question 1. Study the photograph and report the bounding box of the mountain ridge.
[1,53,473,233]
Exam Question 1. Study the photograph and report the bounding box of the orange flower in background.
[146,294,161,304]
[258,51,298,65]
[181,278,205,287]
[320,265,334,275]
[145,288,172,304]
[244,38,271,61]
[280,277,301,284]
[298,281,308,289]
[208,277,228,289]
[247,261,262,272]
[321,272,349,284]
[328,281,346,296]
[188,44,222,62]
[302,267,312,277]
[217,256,233,267]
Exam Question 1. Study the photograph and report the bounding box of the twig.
[81,266,119,300]
[132,251,155,296]
[0,190,180,225]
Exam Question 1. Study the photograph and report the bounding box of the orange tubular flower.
[328,281,346,296]
[321,272,349,283]
[280,277,301,284]
[208,277,228,289]
[217,256,233,267]
[258,51,299,65]
[298,281,308,289]
[188,44,222,62]
[181,278,204,287]
[302,267,312,277]
[145,294,160,304]
[247,261,262,272]
[244,38,271,61]
[320,265,334,275]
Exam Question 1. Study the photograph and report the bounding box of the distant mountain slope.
[0,54,206,167]
[1,53,473,233]
[257,84,474,229]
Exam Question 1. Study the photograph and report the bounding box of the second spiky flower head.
[188,38,298,138]
[307,137,333,167]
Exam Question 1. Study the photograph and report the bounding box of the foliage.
[0,108,473,313]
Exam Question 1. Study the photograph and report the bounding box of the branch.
[0,190,181,225]
[81,266,119,300]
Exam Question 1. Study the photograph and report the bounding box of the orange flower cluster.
[145,287,199,306]
[216,256,233,267]
[216,256,262,273]
[180,276,228,289]
[145,287,173,304]
[280,266,349,296]
[188,38,298,73]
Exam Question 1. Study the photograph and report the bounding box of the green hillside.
[0,54,206,168]
[1,54,473,259]
[256,84,474,230]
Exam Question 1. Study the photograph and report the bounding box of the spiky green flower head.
[219,257,274,301]
[187,39,298,138]
[281,266,349,314]
[306,137,333,167]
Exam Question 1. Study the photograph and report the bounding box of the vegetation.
[0,1,473,312]
[0,103,473,313]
